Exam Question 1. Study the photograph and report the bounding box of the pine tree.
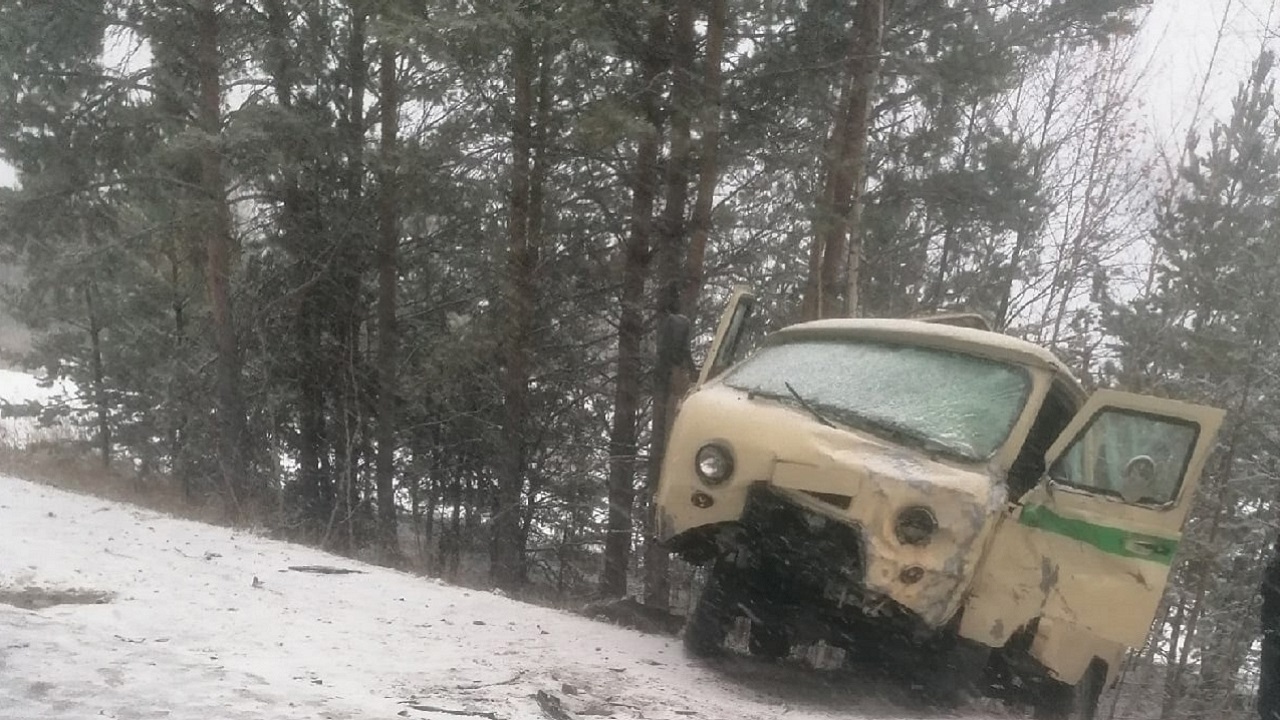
[1105,51,1280,719]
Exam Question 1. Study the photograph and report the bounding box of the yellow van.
[656,289,1224,720]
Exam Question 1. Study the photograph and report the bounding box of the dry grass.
[0,444,232,527]
[0,443,674,622]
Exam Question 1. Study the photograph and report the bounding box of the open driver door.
[696,285,756,387]
[961,390,1225,684]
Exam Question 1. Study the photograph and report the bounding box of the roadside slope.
[0,475,1005,720]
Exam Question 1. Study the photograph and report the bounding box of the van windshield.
[720,337,1031,461]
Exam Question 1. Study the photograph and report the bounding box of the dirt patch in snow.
[0,586,113,610]
[286,564,365,575]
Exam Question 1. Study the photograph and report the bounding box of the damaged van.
[656,288,1224,720]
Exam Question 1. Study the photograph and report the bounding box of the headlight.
[695,444,734,485]
[894,505,938,546]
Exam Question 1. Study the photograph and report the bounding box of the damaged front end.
[657,382,1008,632]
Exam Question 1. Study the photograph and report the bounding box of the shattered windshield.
[720,337,1030,461]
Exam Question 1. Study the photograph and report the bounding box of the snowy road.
[0,476,1013,720]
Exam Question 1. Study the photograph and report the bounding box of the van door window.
[1048,409,1200,505]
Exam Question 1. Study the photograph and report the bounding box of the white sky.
[0,1,1274,190]
[1135,0,1280,152]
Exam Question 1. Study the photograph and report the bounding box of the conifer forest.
[2,1,1279,717]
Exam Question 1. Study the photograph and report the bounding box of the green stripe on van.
[1018,504,1179,566]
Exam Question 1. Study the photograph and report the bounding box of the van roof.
[775,318,1085,395]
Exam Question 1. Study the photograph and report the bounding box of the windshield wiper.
[784,381,835,428]
[870,417,969,458]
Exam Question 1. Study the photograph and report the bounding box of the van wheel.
[683,560,740,657]
[923,636,991,704]
[1032,661,1104,720]
[747,618,792,660]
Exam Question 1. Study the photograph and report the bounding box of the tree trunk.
[679,0,727,318]
[802,0,884,320]
[1161,596,1188,719]
[493,13,537,589]
[440,472,463,576]
[644,0,695,610]
[265,0,330,534]
[195,0,252,513]
[83,282,111,469]
[1260,536,1280,720]
[374,31,401,557]
[839,0,883,317]
[925,108,977,310]
[601,10,667,599]
[167,253,190,495]
[331,0,369,550]
[296,295,328,531]
[422,470,437,571]
[1195,552,1254,712]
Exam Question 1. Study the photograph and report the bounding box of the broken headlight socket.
[695,444,734,485]
[899,565,925,585]
[894,505,938,546]
[691,491,715,509]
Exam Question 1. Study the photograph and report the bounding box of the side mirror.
[658,313,696,374]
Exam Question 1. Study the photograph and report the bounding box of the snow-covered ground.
[0,475,1014,720]
[0,370,71,406]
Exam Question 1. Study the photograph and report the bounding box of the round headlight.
[894,505,938,546]
[695,444,734,485]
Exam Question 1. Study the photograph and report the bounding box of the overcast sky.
[1137,0,1279,147]
[0,1,1275,191]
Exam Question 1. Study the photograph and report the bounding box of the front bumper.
[663,478,984,629]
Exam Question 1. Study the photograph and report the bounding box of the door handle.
[1125,538,1172,558]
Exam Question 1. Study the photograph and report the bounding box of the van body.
[656,291,1224,719]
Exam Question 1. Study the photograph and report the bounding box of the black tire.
[1032,662,1105,720]
[922,636,992,705]
[683,561,740,657]
[739,558,794,661]
[839,628,890,664]
[980,650,1022,701]
[747,620,792,660]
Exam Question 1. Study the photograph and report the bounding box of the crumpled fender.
[657,384,1004,627]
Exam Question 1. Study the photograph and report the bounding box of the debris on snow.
[0,585,113,610]
[402,702,505,719]
[287,564,365,575]
[535,689,576,720]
